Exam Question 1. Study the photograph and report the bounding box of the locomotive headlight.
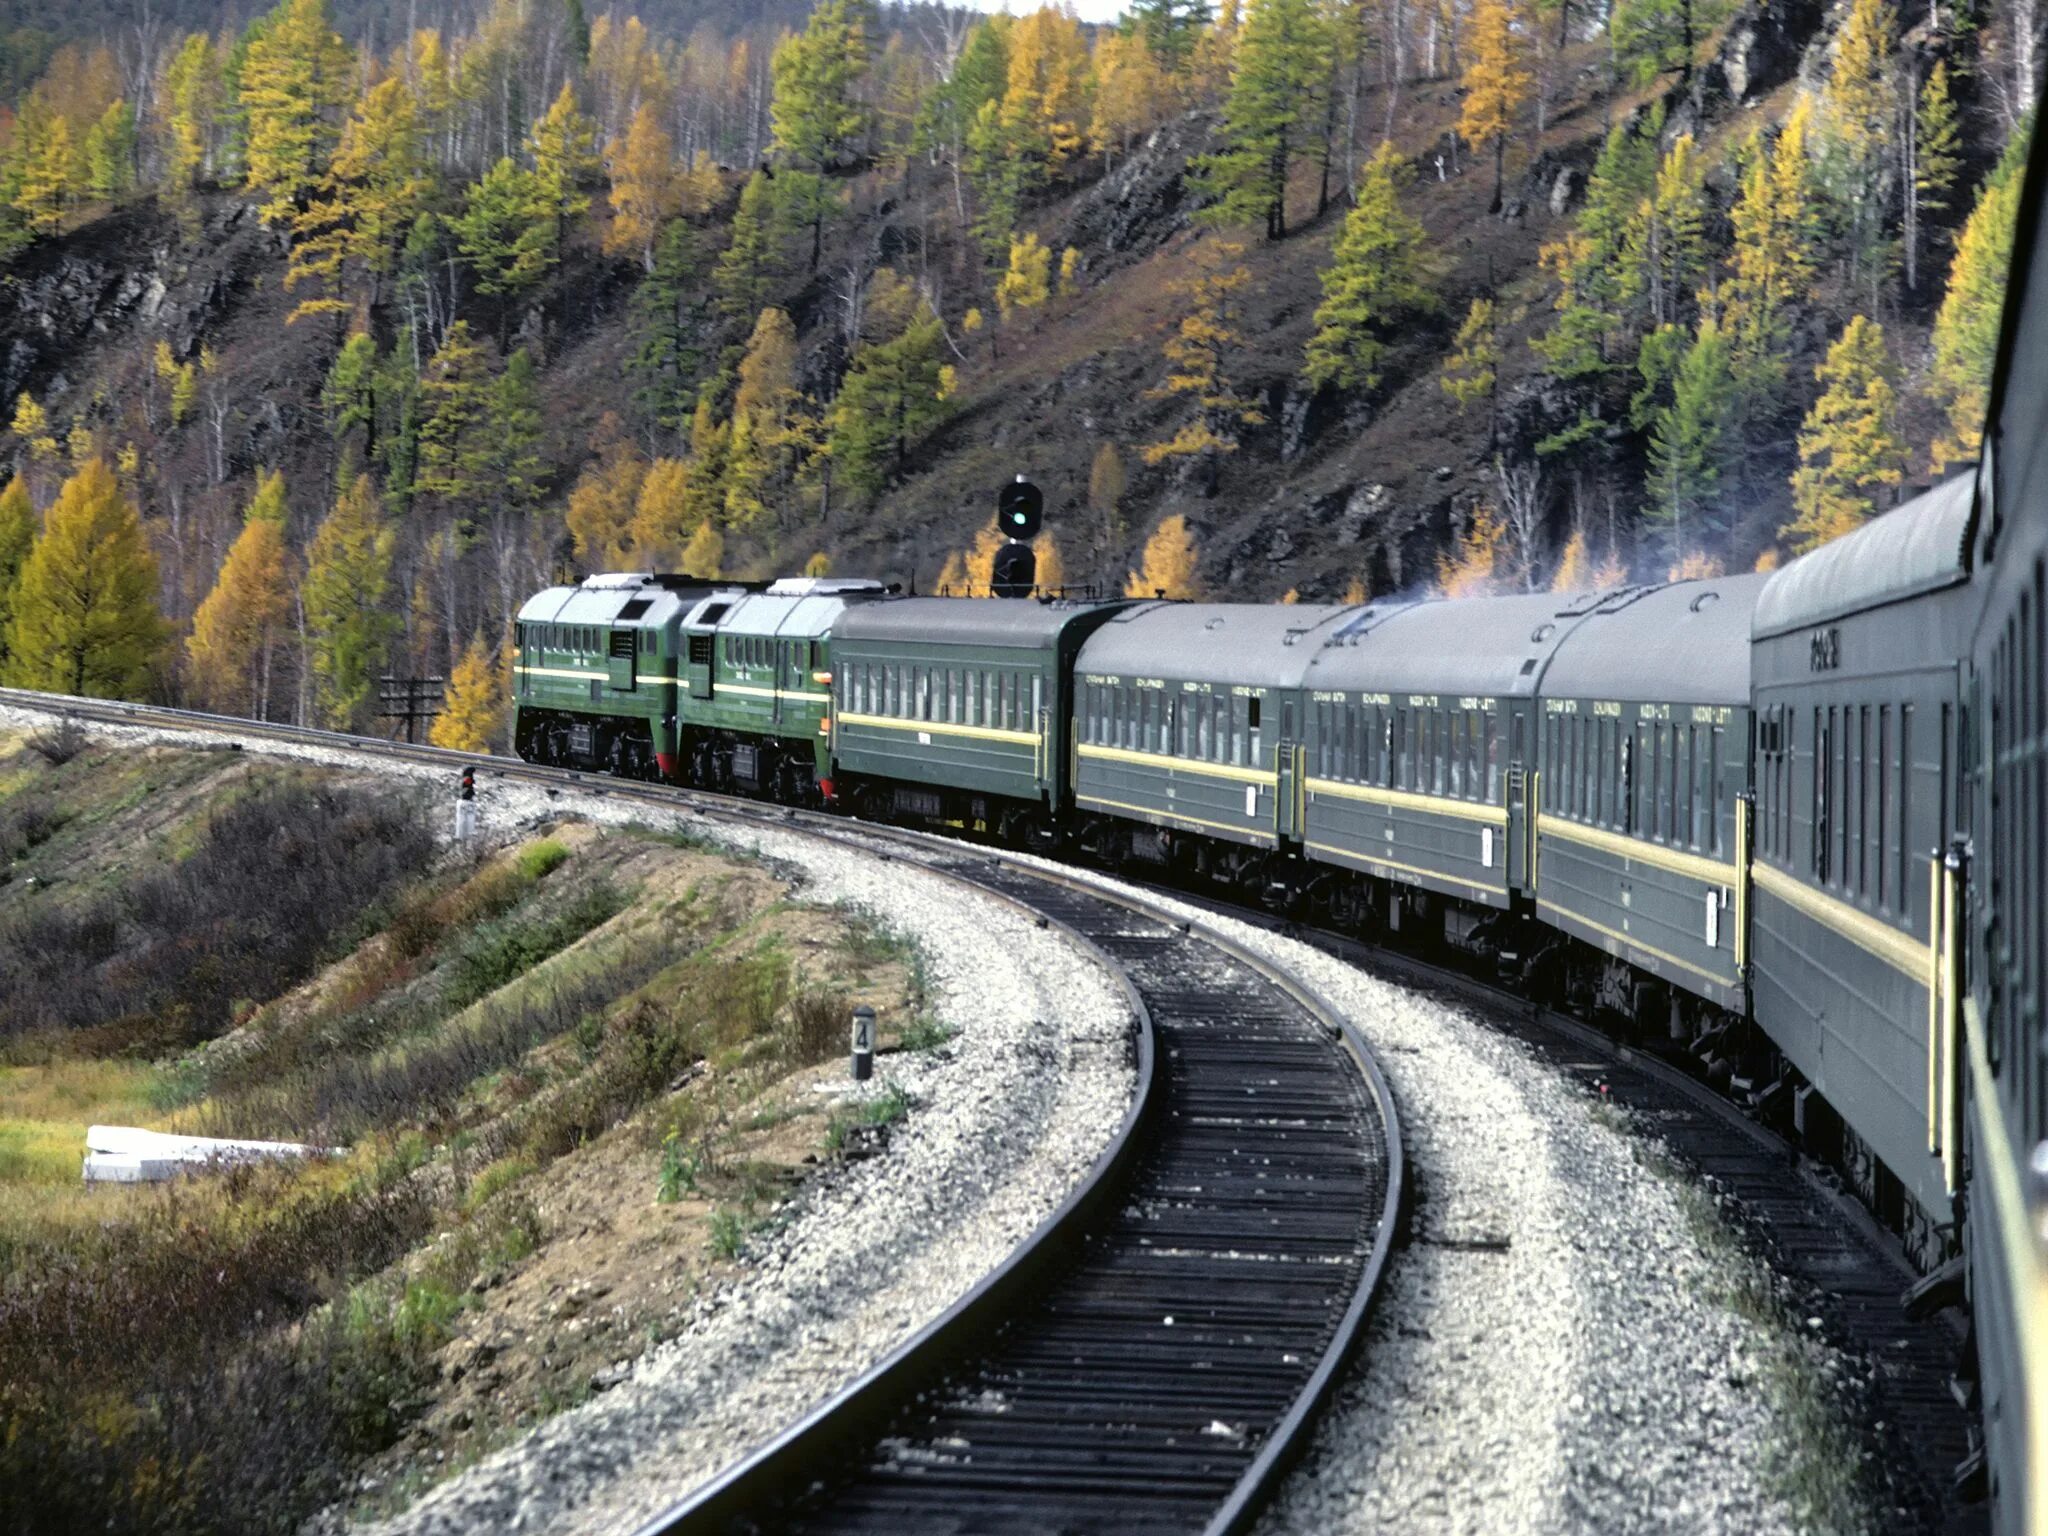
[812,670,833,685]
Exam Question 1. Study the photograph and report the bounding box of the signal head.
[998,476,1044,542]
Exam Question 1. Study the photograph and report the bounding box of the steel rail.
[0,688,1405,1536]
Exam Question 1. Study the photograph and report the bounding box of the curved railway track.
[0,689,1404,1536]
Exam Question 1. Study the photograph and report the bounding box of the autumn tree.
[239,0,356,222]
[1550,527,1591,591]
[1619,133,1708,331]
[1818,0,1897,301]
[1723,102,1822,433]
[187,469,294,715]
[1461,0,1533,214]
[5,459,166,699]
[11,102,74,236]
[683,517,726,578]
[1195,0,1331,238]
[429,632,509,751]
[996,6,1093,185]
[1092,31,1174,168]
[996,230,1053,323]
[287,77,429,319]
[1125,513,1203,599]
[1089,441,1128,552]
[725,307,808,529]
[303,473,397,729]
[415,322,496,524]
[919,18,1008,226]
[1144,242,1264,480]
[1931,126,2028,463]
[714,171,786,324]
[1784,316,1908,552]
[162,33,221,203]
[567,413,649,567]
[605,102,679,270]
[1134,0,1214,68]
[83,100,137,201]
[1436,502,1507,597]
[531,82,600,259]
[0,478,33,674]
[1303,141,1431,391]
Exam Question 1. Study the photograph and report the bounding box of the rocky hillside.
[0,0,2032,723]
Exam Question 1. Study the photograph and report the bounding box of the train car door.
[1505,704,1529,894]
[770,637,785,726]
[1276,693,1301,841]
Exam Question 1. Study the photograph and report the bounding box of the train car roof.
[833,595,1128,648]
[1306,591,1592,698]
[1076,602,1359,689]
[683,588,879,636]
[1753,473,1975,639]
[1542,573,1769,705]
[517,575,736,626]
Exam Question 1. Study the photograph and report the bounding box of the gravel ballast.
[1,707,1863,1534]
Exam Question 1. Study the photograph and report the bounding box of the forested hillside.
[0,0,2035,733]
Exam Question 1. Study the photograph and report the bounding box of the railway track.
[0,690,1404,1536]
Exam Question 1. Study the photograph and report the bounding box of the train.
[513,147,2048,1536]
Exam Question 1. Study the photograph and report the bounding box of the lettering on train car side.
[1592,700,1624,717]
[1457,696,1496,711]
[1637,703,1672,721]
[1809,626,1841,672]
[1311,690,1391,704]
[1406,693,1439,708]
[1691,705,1733,725]
[1231,685,1265,697]
[1135,677,1168,689]
[1545,698,1580,715]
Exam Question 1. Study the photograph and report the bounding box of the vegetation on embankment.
[0,731,921,1535]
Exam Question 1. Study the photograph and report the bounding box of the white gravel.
[3,704,1855,1534]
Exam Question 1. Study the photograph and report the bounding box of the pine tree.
[1143,242,1264,474]
[1194,0,1331,238]
[1461,0,1532,214]
[1303,140,1431,391]
[604,102,678,270]
[1643,314,1736,560]
[1441,298,1499,416]
[1915,61,1962,235]
[5,459,166,699]
[1612,0,1723,84]
[714,171,782,325]
[1124,513,1203,598]
[0,477,34,674]
[1133,0,1213,70]
[829,305,947,499]
[1089,441,1128,549]
[83,100,136,201]
[239,0,356,222]
[1723,102,1821,432]
[303,474,397,729]
[453,158,555,336]
[1930,126,2028,463]
[429,632,509,751]
[1783,316,1908,552]
[530,82,600,257]
[771,0,874,265]
[415,322,496,522]
[187,470,294,715]
[996,231,1053,323]
[288,77,429,319]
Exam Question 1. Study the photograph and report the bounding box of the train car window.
[1710,726,1724,855]
[1446,713,1463,798]
[1814,708,1831,883]
[1662,724,1676,843]
[1032,674,1042,730]
[1836,707,1850,887]
[1898,705,1913,915]
[1487,712,1501,803]
[1391,708,1407,788]
[1434,711,1446,796]
[1877,705,1890,908]
[947,669,959,725]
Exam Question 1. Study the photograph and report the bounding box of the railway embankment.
[0,712,1131,1536]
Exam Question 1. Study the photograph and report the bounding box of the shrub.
[440,881,624,1012]
[788,989,848,1065]
[24,717,88,765]
[515,839,571,881]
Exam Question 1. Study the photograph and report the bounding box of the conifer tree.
[83,100,136,201]
[1143,242,1264,475]
[1819,0,1896,299]
[1612,0,1722,84]
[1784,316,1908,552]
[6,459,166,699]
[1303,140,1431,391]
[1619,133,1707,330]
[288,77,429,319]
[322,332,380,466]
[996,231,1053,322]
[1460,0,1532,214]
[0,477,34,675]
[1124,513,1203,598]
[415,322,496,523]
[429,632,509,751]
[239,0,356,222]
[1195,0,1331,238]
[1091,31,1174,168]
[1931,126,2029,463]
[919,17,1009,224]
[1723,102,1821,432]
[771,0,875,265]
[453,157,556,339]
[1643,314,1736,560]
[531,82,600,257]
[566,413,648,566]
[1089,441,1127,551]
[303,473,397,729]
[997,6,1093,184]
[633,218,713,434]
[489,347,548,522]
[1134,0,1214,69]
[1441,298,1500,418]
[12,102,74,236]
[187,469,294,715]
[714,171,782,324]
[605,102,678,270]
[724,307,805,528]
[1912,60,1962,291]
[162,33,220,202]
[683,517,726,578]
[829,305,947,499]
